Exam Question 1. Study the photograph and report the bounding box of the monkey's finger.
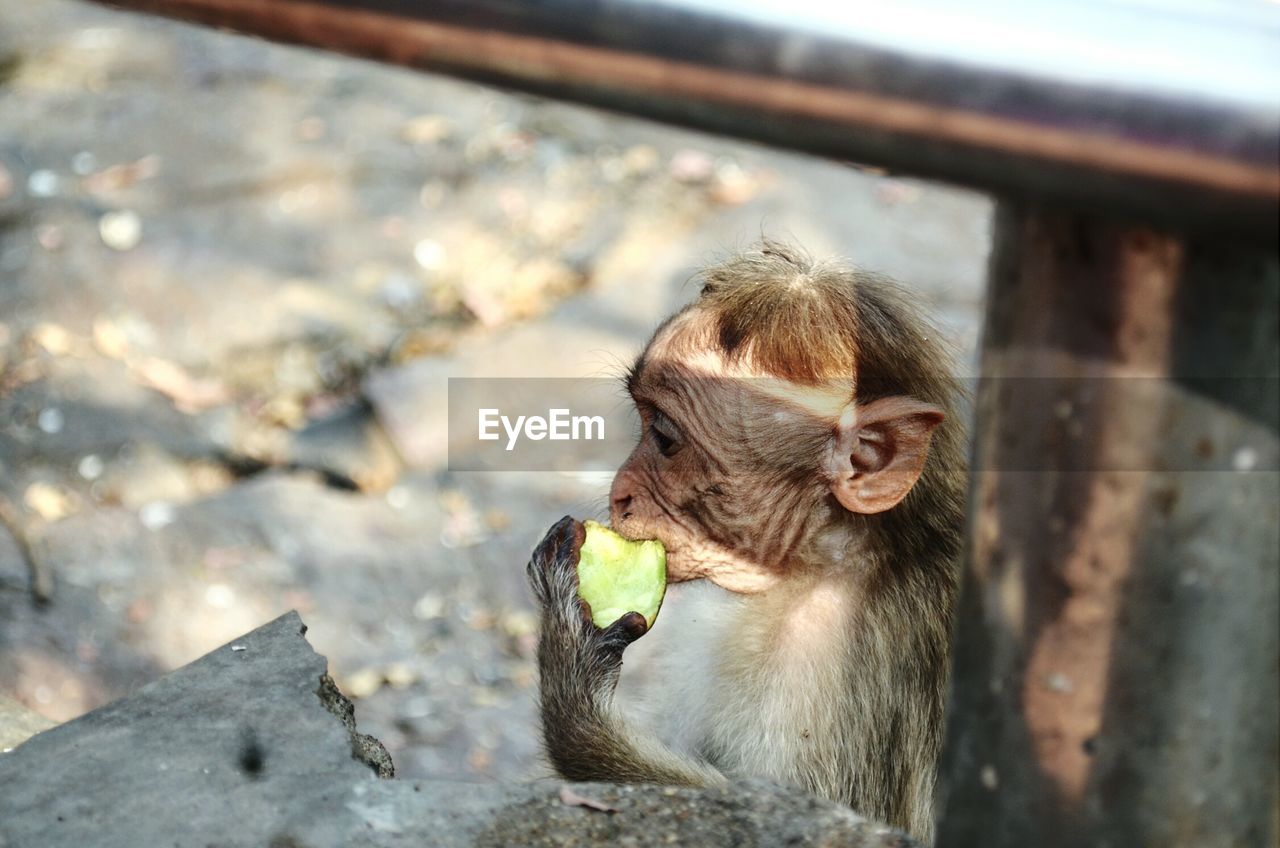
[576,596,598,627]
[532,515,585,573]
[531,515,575,563]
[528,516,577,599]
[599,611,648,653]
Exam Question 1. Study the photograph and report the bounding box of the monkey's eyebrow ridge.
[624,354,647,399]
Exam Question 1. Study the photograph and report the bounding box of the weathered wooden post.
[935,207,1279,846]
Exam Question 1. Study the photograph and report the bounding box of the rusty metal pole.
[935,205,1280,847]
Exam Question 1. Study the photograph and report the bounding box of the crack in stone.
[315,671,395,779]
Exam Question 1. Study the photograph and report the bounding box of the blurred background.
[0,0,990,780]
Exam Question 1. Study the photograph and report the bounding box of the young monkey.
[526,242,965,842]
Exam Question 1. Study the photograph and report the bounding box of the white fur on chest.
[617,579,851,787]
[615,581,730,754]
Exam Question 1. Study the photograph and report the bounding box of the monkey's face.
[609,308,944,594]
[610,323,841,594]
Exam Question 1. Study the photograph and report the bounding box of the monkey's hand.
[526,516,648,695]
[526,515,723,787]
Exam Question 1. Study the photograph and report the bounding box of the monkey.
[526,241,965,842]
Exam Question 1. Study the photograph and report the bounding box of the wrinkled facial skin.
[609,323,847,594]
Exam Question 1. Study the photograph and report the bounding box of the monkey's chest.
[696,650,844,785]
[635,584,844,785]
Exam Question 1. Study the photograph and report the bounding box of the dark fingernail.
[622,612,648,638]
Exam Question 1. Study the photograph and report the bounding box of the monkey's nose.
[609,472,637,525]
[611,493,633,522]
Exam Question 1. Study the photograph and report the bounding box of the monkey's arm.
[527,517,727,786]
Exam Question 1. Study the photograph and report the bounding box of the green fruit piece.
[576,520,667,630]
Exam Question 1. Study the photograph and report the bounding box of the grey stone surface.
[287,779,923,848]
[0,611,387,847]
[0,611,918,848]
[0,696,54,751]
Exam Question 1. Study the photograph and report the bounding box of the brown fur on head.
[611,240,966,593]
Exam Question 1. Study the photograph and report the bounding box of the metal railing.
[96,0,1280,235]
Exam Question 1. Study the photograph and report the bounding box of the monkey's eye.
[649,412,683,457]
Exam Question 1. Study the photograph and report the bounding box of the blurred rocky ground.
[0,0,992,781]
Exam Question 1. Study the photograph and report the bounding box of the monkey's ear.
[828,397,944,514]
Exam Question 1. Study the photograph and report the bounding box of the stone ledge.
[0,612,917,848]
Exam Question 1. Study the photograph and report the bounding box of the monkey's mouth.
[605,524,706,585]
